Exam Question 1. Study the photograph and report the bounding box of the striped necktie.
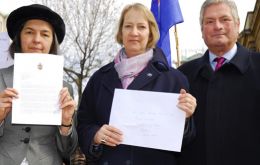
[214,57,226,71]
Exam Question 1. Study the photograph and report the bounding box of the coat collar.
[0,65,14,89]
[128,47,170,90]
[195,43,250,80]
[228,43,250,74]
[100,47,170,93]
[100,63,121,94]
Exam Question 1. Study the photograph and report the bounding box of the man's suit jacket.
[0,65,78,165]
[177,43,260,165]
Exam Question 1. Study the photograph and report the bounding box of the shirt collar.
[209,44,237,69]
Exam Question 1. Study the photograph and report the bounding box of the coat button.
[21,138,30,144]
[23,127,31,132]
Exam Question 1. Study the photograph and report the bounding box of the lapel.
[228,43,250,74]
[127,62,160,90]
[195,43,250,81]
[128,47,168,90]
[1,65,14,88]
[192,51,214,81]
[100,47,169,91]
[101,63,122,94]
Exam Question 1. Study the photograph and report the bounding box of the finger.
[60,89,67,103]
[178,89,187,100]
[185,94,197,109]
[178,96,188,103]
[177,104,193,117]
[177,93,196,113]
[0,101,13,109]
[6,88,18,96]
[104,136,122,147]
[107,132,123,144]
[59,88,69,103]
[178,100,196,117]
[0,88,19,98]
[1,107,12,114]
[0,96,15,111]
[106,126,123,144]
[179,92,196,104]
[100,133,123,146]
[178,94,193,105]
[95,126,109,144]
[60,99,76,110]
[0,97,13,104]
[100,125,114,136]
[99,125,123,145]
[106,125,123,135]
[180,89,186,94]
[0,106,12,121]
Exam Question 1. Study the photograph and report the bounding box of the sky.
[0,0,256,60]
[120,0,256,60]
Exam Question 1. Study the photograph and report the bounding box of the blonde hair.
[115,3,159,49]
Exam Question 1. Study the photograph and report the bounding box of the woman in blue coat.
[77,3,197,165]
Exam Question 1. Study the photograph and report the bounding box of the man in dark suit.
[177,0,260,165]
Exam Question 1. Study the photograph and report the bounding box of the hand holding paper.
[12,53,64,125]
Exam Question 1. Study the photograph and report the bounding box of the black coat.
[77,48,194,165]
[177,44,260,165]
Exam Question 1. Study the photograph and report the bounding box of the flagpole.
[151,0,184,67]
[174,25,181,67]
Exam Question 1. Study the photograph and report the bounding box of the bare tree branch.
[34,0,121,104]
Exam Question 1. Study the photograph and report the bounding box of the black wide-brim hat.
[7,4,65,43]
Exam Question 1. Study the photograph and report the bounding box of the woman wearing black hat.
[0,4,77,165]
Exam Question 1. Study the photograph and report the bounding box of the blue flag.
[151,0,184,66]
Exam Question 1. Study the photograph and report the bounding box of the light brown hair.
[115,3,159,49]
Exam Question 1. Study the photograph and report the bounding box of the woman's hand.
[94,124,123,147]
[59,87,76,127]
[0,88,18,122]
[177,89,197,118]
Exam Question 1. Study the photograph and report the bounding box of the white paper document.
[12,53,64,125]
[109,89,186,152]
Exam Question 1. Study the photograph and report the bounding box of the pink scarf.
[114,49,153,89]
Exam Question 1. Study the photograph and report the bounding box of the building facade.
[238,0,260,52]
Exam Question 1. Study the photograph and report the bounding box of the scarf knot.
[114,49,153,89]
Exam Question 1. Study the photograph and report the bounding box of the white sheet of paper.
[0,32,13,69]
[109,89,186,152]
[12,53,64,125]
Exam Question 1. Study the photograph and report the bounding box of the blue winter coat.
[77,48,195,165]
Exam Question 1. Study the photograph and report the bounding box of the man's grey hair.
[199,0,240,29]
